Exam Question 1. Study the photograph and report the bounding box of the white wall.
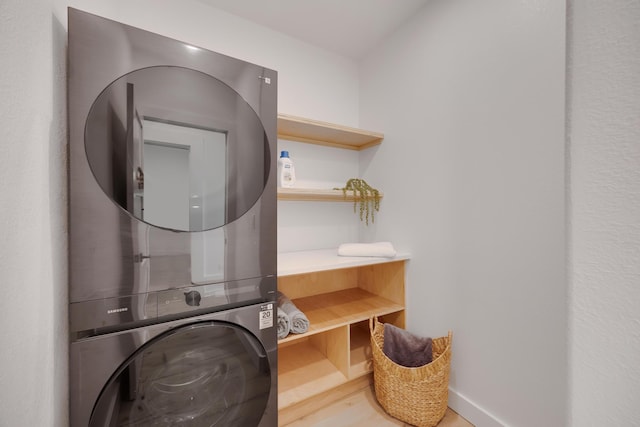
[359,1,567,426]
[567,0,640,425]
[55,0,360,127]
[276,139,364,253]
[0,1,67,426]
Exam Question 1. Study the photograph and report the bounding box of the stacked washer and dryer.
[68,8,278,426]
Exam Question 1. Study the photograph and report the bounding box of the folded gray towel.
[277,291,309,334]
[277,307,291,340]
[382,323,433,368]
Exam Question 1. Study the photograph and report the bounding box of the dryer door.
[90,321,271,426]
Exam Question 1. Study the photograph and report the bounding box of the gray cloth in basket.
[277,291,309,334]
[277,307,291,339]
[382,323,433,367]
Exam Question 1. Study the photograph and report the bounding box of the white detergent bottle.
[277,150,296,188]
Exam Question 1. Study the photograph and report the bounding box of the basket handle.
[369,316,379,334]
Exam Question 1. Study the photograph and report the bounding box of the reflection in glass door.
[143,142,190,230]
[142,119,227,284]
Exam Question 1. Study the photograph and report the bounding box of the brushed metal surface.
[68,7,277,304]
[69,302,278,427]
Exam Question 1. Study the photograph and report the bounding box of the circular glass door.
[90,321,271,426]
[84,66,270,232]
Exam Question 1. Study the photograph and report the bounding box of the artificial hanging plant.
[334,178,381,226]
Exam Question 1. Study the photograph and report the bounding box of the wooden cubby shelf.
[277,249,409,422]
[275,115,393,424]
[278,340,348,411]
[277,113,384,150]
[277,288,403,344]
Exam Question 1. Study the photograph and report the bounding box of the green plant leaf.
[333,178,380,226]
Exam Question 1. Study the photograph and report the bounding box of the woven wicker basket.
[370,317,452,427]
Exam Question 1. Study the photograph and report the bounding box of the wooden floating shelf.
[277,187,384,202]
[277,113,384,150]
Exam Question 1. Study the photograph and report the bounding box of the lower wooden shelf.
[278,339,348,410]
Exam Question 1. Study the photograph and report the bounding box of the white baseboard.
[448,387,507,427]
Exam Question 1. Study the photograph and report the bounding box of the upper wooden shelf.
[277,114,384,150]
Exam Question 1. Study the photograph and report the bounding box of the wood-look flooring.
[283,384,474,427]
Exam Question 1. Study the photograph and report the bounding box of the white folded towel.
[337,242,397,258]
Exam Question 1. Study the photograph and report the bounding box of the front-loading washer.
[70,300,277,426]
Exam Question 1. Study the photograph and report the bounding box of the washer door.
[90,321,271,426]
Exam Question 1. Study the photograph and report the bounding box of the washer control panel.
[70,275,276,338]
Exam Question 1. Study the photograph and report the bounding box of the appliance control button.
[184,290,202,307]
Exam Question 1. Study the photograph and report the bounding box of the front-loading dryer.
[67,8,277,304]
[70,300,277,426]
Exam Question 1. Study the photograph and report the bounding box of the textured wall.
[0,0,68,426]
[567,0,640,425]
[359,1,567,426]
